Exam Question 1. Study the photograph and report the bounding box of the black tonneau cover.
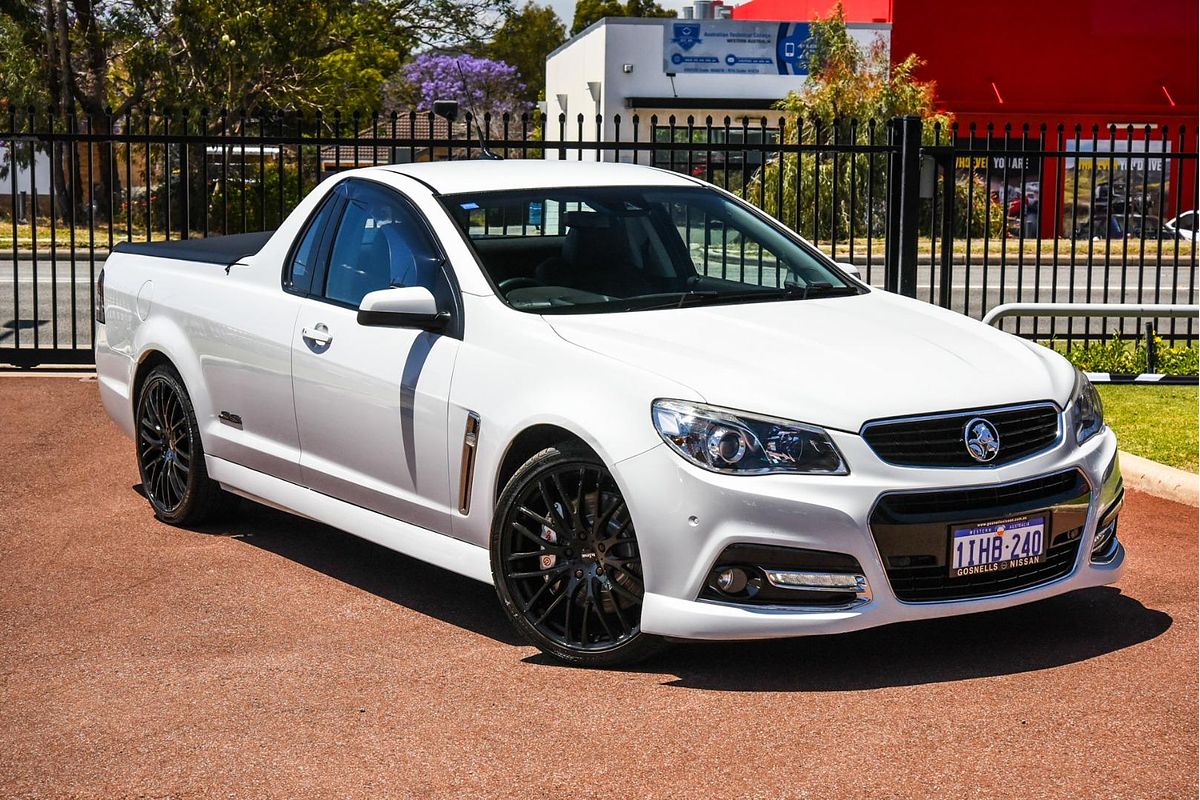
[112,230,274,265]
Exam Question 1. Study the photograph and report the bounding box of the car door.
[196,188,343,485]
[291,178,462,534]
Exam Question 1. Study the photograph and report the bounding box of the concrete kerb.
[1120,450,1200,507]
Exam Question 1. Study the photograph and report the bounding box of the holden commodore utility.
[95,160,1125,667]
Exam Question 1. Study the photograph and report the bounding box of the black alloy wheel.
[492,444,665,667]
[135,364,237,526]
[138,372,193,513]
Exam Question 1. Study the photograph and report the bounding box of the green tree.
[1,0,510,129]
[156,0,509,113]
[487,2,565,101]
[742,2,996,241]
[0,0,509,222]
[622,0,676,19]
[0,4,47,112]
[571,0,674,36]
[0,5,49,181]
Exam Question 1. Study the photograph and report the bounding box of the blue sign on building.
[662,19,814,76]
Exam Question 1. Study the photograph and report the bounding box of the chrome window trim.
[859,400,1064,470]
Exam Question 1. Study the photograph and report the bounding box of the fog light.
[764,570,864,592]
[715,567,748,594]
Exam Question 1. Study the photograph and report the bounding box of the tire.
[135,363,238,526]
[491,443,666,668]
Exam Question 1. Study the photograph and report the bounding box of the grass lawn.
[1098,384,1198,472]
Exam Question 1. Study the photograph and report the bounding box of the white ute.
[95,160,1125,667]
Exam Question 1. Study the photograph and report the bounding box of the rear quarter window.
[285,193,341,294]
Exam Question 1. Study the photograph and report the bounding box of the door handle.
[301,324,332,347]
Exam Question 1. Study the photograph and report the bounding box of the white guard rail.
[981,302,1199,384]
[982,302,1199,327]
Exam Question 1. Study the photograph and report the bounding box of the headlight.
[1069,368,1105,445]
[651,399,848,475]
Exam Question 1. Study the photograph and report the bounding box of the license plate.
[950,515,1046,578]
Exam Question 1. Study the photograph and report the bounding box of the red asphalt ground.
[0,376,1196,799]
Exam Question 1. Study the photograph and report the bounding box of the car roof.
[379,159,698,194]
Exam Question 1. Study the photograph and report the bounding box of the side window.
[323,182,444,307]
[1177,212,1196,232]
[286,191,340,294]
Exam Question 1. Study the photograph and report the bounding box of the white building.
[544,16,890,164]
[0,144,53,218]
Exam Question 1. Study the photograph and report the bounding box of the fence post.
[938,151,956,309]
[885,116,922,295]
[1145,322,1157,374]
[884,119,902,292]
[896,115,923,298]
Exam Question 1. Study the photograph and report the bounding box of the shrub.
[1053,333,1199,376]
[1157,338,1200,376]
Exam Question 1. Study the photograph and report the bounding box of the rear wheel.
[491,444,665,667]
[135,364,237,526]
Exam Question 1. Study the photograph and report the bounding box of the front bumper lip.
[615,425,1124,641]
[642,540,1124,640]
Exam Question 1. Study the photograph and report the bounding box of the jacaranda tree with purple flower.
[401,54,529,121]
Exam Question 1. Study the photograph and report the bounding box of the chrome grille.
[862,403,1060,468]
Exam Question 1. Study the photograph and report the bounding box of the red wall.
[733,0,1198,228]
[731,0,890,22]
[733,0,1199,130]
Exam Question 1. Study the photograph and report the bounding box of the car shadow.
[154,492,523,647]
[147,489,1172,690]
[627,586,1171,691]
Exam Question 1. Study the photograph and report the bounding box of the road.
[0,377,1195,798]
[0,254,1195,352]
[0,258,102,352]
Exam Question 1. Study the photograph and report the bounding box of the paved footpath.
[0,377,1195,799]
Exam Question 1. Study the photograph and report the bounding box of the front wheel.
[491,444,665,668]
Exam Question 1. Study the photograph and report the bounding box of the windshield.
[441,186,862,314]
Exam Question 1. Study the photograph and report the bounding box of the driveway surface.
[0,377,1195,799]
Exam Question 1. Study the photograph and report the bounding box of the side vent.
[95,269,105,324]
[458,412,481,514]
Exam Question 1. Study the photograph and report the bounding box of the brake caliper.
[539,503,562,571]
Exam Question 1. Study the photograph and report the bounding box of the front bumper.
[615,426,1124,641]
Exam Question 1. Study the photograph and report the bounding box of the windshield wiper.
[621,290,720,311]
[683,284,857,305]
[625,284,858,312]
[675,290,722,308]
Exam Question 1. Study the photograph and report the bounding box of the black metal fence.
[1,107,1196,366]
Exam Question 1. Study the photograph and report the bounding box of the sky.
[544,0,697,26]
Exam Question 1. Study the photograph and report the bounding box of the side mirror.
[358,286,449,331]
[837,262,862,280]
